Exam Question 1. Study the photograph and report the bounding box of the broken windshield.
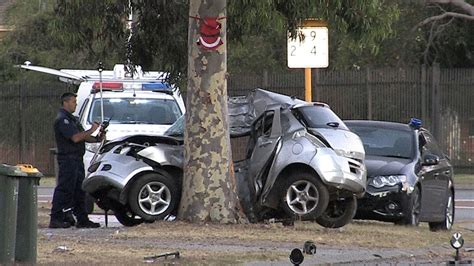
[295,106,349,130]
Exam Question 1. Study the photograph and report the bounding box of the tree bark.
[179,0,245,223]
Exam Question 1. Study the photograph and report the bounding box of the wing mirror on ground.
[422,154,439,166]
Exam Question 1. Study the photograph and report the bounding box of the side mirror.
[422,154,439,166]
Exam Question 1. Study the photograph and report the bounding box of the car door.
[419,131,451,220]
[247,109,282,197]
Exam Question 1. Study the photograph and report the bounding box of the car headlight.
[369,175,407,188]
[85,142,100,153]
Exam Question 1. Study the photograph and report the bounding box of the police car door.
[248,109,282,196]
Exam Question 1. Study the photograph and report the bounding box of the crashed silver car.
[83,89,366,228]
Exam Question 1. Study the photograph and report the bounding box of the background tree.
[415,0,474,66]
[0,0,400,81]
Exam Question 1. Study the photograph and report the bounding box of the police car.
[20,62,185,212]
[20,62,185,167]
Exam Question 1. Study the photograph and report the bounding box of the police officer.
[49,92,103,228]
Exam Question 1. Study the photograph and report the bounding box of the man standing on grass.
[49,92,103,229]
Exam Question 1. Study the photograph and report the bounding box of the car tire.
[429,189,454,231]
[280,171,329,221]
[128,173,179,222]
[399,186,421,226]
[316,195,357,228]
[113,207,144,227]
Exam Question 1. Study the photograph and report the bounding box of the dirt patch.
[36,203,474,265]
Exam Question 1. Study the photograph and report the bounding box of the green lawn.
[454,174,474,186]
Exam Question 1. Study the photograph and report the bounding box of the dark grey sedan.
[345,119,454,231]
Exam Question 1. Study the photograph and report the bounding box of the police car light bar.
[92,82,123,90]
[141,82,172,93]
[91,82,124,93]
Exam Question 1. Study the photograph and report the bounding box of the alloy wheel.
[285,180,319,215]
[137,181,172,215]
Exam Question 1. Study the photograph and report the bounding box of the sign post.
[287,20,328,102]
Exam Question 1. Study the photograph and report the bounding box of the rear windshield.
[349,125,415,159]
[294,106,349,130]
[88,98,182,125]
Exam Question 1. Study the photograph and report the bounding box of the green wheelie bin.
[0,163,42,264]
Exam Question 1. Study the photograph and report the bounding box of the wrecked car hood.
[308,128,365,161]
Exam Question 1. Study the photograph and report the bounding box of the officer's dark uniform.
[50,108,89,224]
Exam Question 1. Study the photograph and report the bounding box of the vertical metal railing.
[0,66,473,173]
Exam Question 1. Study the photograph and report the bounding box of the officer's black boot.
[76,216,100,228]
[49,214,71,229]
[64,210,76,226]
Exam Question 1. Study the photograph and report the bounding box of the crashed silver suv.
[83,89,366,228]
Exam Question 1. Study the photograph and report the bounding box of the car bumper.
[355,185,410,221]
[82,151,153,196]
[312,149,367,196]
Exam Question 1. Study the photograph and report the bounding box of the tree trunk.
[179,0,245,223]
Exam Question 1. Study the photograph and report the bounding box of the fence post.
[366,68,372,120]
[18,82,26,163]
[431,63,441,140]
[263,70,268,88]
[421,64,427,124]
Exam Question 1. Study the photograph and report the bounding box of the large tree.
[179,0,244,223]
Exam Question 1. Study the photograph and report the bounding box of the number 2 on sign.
[290,45,296,56]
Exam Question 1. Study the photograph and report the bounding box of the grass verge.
[37,202,474,265]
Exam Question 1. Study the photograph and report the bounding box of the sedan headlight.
[369,175,407,188]
[85,142,100,153]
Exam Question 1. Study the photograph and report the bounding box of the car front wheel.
[280,171,329,221]
[128,173,179,222]
[316,195,357,228]
[429,189,454,231]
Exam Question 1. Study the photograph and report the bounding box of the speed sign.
[287,27,328,68]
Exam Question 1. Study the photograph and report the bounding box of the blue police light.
[409,118,422,129]
[141,82,171,92]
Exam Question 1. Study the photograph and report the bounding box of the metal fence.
[1,65,473,175]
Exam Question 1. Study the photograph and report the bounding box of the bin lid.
[0,163,43,178]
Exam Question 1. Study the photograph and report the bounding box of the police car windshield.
[88,98,182,125]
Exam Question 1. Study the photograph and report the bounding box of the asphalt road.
[38,186,474,223]
[456,189,474,222]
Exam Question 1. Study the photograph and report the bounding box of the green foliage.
[0,0,401,83]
